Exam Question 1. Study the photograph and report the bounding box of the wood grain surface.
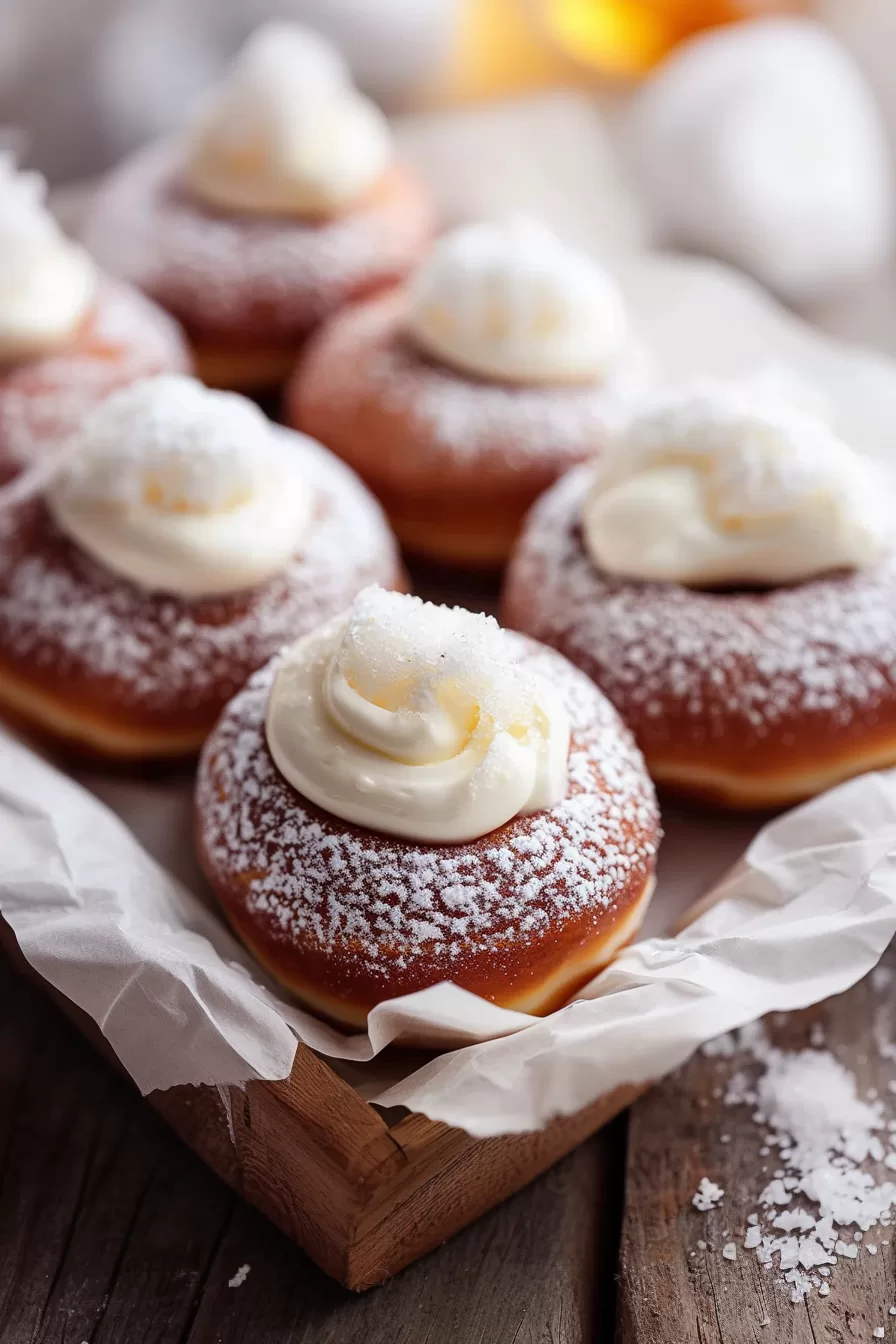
[5,915,895,1339]
[0,952,624,1343]
[618,942,896,1343]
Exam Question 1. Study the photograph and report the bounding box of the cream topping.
[581,383,891,587]
[407,217,631,386]
[265,587,570,843]
[185,21,393,218]
[0,154,96,363]
[46,375,313,597]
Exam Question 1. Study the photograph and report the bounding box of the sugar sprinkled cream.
[46,375,313,598]
[407,217,633,387]
[185,21,392,219]
[0,155,96,363]
[582,382,891,589]
[265,588,571,843]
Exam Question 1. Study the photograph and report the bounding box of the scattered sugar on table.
[695,1010,896,1302]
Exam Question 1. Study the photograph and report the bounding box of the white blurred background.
[6,0,896,347]
[5,0,894,180]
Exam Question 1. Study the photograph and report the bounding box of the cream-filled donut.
[289,217,646,568]
[0,156,189,479]
[503,379,896,810]
[82,22,434,394]
[0,375,402,762]
[197,588,659,1030]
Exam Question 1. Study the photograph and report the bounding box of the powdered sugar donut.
[196,620,659,1031]
[288,220,645,569]
[0,379,403,763]
[502,463,896,809]
[83,141,432,395]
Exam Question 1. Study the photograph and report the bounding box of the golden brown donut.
[81,141,435,394]
[502,464,896,810]
[0,435,403,764]
[287,289,632,570]
[0,276,189,482]
[196,635,659,1029]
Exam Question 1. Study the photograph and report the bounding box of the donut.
[81,104,433,395]
[502,462,896,810]
[287,219,645,569]
[196,618,659,1031]
[0,381,403,763]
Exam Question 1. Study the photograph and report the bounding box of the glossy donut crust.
[502,464,896,809]
[0,276,189,481]
[287,291,626,568]
[82,141,435,392]
[196,637,660,1030]
[0,432,403,762]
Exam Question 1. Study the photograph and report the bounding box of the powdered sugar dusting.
[197,635,658,976]
[82,141,431,341]
[298,292,639,476]
[504,464,896,754]
[0,277,188,473]
[0,429,398,713]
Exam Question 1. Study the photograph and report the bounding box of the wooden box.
[3,905,650,1289]
[151,1040,647,1290]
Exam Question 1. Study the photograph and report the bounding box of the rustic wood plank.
[0,953,618,1342]
[618,941,896,1343]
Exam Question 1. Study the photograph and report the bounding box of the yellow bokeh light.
[436,0,807,101]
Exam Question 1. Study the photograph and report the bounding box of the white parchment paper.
[3,725,896,1138]
[4,95,896,1139]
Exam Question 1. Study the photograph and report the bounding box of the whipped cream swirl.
[266,588,570,843]
[0,154,96,363]
[407,217,632,386]
[582,382,891,588]
[47,375,313,597]
[185,21,393,218]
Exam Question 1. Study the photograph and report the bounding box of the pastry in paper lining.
[196,592,659,1034]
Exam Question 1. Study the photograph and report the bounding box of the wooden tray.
[2,908,647,1290]
[152,1042,646,1291]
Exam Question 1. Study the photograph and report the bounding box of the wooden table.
[4,934,894,1343]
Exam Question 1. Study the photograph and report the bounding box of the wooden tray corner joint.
[153,1038,646,1290]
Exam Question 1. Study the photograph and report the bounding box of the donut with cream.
[502,381,896,809]
[288,216,646,568]
[196,588,659,1031]
[0,375,402,762]
[0,156,188,480]
[81,23,434,394]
